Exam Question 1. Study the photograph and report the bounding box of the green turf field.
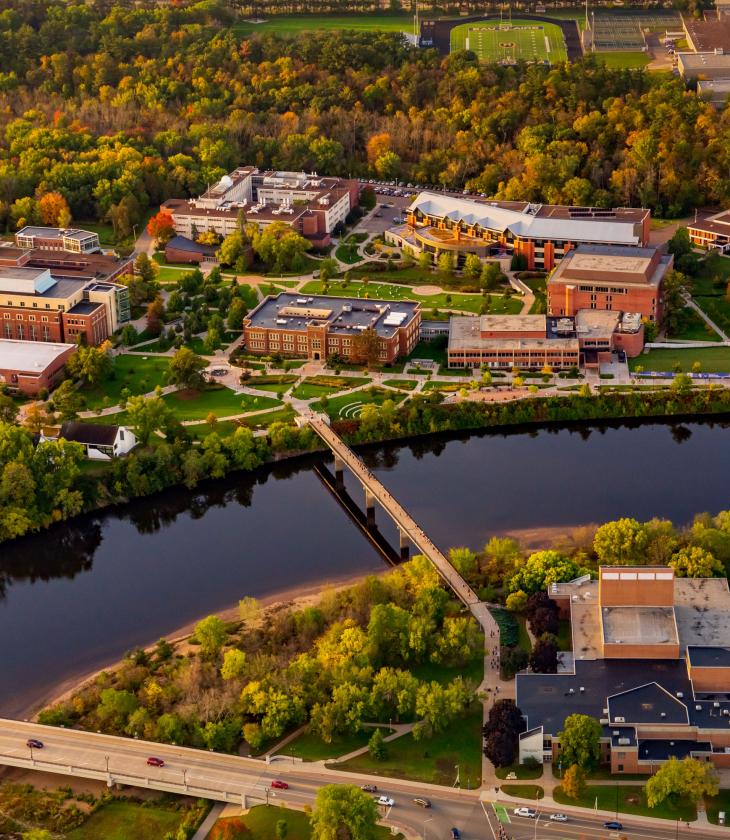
[451,19,567,63]
[233,14,413,36]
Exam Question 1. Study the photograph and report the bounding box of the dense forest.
[0,0,727,235]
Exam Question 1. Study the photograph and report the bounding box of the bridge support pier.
[365,488,376,526]
[399,529,409,561]
[241,792,247,809]
[334,455,345,489]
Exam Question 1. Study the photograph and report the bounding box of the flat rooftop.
[678,51,730,73]
[68,301,104,316]
[601,606,679,646]
[675,577,730,650]
[480,314,546,332]
[0,339,74,372]
[684,19,730,52]
[575,309,621,339]
[17,226,97,241]
[549,244,669,287]
[448,315,579,352]
[246,293,419,339]
[687,646,730,668]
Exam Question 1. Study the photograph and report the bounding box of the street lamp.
[104,754,109,774]
[454,764,460,788]
[422,816,433,840]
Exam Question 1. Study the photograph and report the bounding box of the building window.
[617,764,624,772]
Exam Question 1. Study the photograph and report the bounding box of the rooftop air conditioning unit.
[696,705,703,711]
[660,712,667,718]
[676,692,683,699]
[579,687,585,693]
[715,702,721,708]
[618,738,631,746]
[615,716,626,723]
[613,730,620,737]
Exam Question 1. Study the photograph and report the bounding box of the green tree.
[251,221,310,273]
[95,688,139,731]
[645,757,718,808]
[368,727,386,760]
[227,298,247,331]
[276,820,288,840]
[418,251,432,271]
[310,785,380,840]
[558,713,602,771]
[22,831,53,840]
[463,253,482,281]
[193,614,227,659]
[135,252,158,284]
[66,341,113,386]
[218,230,246,267]
[593,518,648,566]
[126,393,175,445]
[480,262,502,290]
[437,251,454,278]
[448,546,478,579]
[319,257,338,281]
[510,550,582,595]
[220,649,247,681]
[168,347,207,390]
[505,590,528,612]
[50,379,82,420]
[669,546,724,578]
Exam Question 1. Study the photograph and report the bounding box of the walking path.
[683,293,730,343]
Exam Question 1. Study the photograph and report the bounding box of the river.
[1,417,729,717]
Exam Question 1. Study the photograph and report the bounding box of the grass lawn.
[705,789,730,825]
[556,618,572,651]
[240,405,297,428]
[450,19,568,64]
[690,253,730,296]
[156,265,197,283]
[336,704,483,788]
[597,50,651,68]
[629,346,730,374]
[232,14,412,36]
[670,307,721,342]
[246,374,299,393]
[186,420,241,439]
[516,615,532,654]
[315,386,402,420]
[410,653,484,688]
[382,378,417,391]
[75,219,118,247]
[495,763,543,781]
[335,241,363,264]
[291,375,370,400]
[67,800,184,840]
[210,806,313,840]
[500,784,544,800]
[301,279,519,315]
[163,386,280,420]
[553,784,696,821]
[81,355,170,410]
[278,726,391,762]
[423,380,463,393]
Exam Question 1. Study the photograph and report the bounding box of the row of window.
[3,313,55,322]
[1,300,60,310]
[4,325,52,341]
[579,286,628,294]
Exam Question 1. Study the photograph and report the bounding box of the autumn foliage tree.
[147,210,175,246]
[38,192,71,227]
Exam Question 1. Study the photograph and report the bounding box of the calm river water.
[1,418,729,716]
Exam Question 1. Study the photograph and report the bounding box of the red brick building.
[0,339,75,395]
[244,293,421,363]
[547,244,672,323]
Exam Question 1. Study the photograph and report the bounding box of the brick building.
[0,339,75,395]
[386,192,650,270]
[244,293,421,363]
[15,226,101,254]
[688,210,730,253]
[162,168,359,250]
[517,568,730,774]
[0,266,130,346]
[447,309,645,369]
[547,244,672,324]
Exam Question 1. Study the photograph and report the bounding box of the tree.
[525,592,560,637]
[193,615,227,659]
[437,251,454,278]
[22,830,53,840]
[463,253,482,281]
[480,262,502,291]
[168,347,207,390]
[558,713,602,771]
[562,764,586,800]
[227,298,247,331]
[529,635,558,674]
[21,402,48,434]
[645,757,718,808]
[319,257,338,281]
[147,210,175,246]
[669,545,724,578]
[220,649,247,681]
[218,230,246,268]
[505,590,528,612]
[500,645,528,678]
[276,820,288,840]
[66,341,113,386]
[667,227,692,262]
[126,394,175,445]
[510,550,582,595]
[146,296,165,337]
[661,270,691,336]
[38,192,71,227]
[135,252,158,284]
[418,251,432,271]
[593,518,648,566]
[482,700,525,768]
[310,785,380,840]
[368,727,386,760]
[352,327,381,367]
[671,372,692,395]
[251,222,310,273]
[448,546,478,579]
[50,379,82,420]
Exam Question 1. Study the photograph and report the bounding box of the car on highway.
[550,813,568,822]
[377,795,394,807]
[361,784,377,792]
[450,828,461,839]
[26,739,43,749]
[146,757,165,767]
[603,821,623,830]
[413,797,431,808]
[513,807,537,818]
[270,780,289,790]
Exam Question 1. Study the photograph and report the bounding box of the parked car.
[513,807,537,818]
[361,784,377,793]
[146,757,165,767]
[26,739,43,749]
[603,821,623,830]
[450,828,461,839]
[270,780,289,790]
[413,798,431,808]
[550,813,568,822]
[377,795,394,807]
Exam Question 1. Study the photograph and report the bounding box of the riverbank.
[13,571,375,722]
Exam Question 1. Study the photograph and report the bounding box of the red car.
[146,757,165,767]
[270,780,289,790]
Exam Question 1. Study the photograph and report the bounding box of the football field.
[450,19,567,64]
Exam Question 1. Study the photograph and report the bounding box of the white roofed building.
[385,191,651,270]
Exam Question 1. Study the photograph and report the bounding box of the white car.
[377,795,394,807]
[513,807,537,818]
[550,813,568,822]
